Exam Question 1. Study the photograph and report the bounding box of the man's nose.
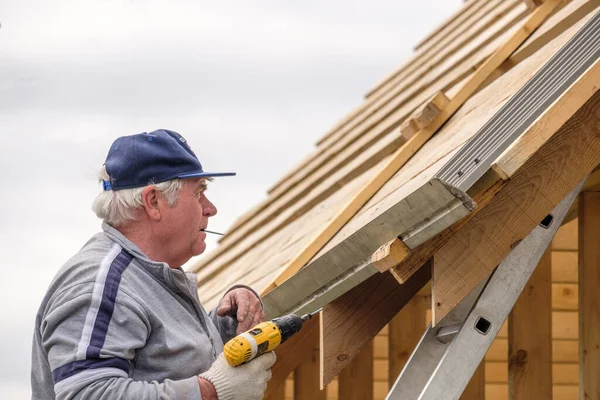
[203,197,218,217]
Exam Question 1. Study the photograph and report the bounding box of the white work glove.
[199,352,276,400]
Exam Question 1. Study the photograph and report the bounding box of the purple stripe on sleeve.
[52,357,129,383]
[86,249,133,359]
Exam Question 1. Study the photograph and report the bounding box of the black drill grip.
[272,314,304,344]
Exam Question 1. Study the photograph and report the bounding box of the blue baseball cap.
[102,129,236,190]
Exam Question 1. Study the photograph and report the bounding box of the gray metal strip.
[436,10,600,190]
[386,180,583,400]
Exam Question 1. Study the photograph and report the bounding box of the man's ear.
[141,186,161,221]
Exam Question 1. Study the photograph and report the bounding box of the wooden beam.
[524,0,544,11]
[399,92,450,139]
[338,339,374,400]
[320,262,431,388]
[372,238,411,273]
[264,379,286,400]
[432,89,600,324]
[461,362,486,399]
[388,295,428,386]
[294,344,326,400]
[578,192,600,400]
[264,317,319,398]
[508,247,553,399]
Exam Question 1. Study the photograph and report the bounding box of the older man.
[31,129,275,400]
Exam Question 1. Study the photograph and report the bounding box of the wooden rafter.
[319,262,431,388]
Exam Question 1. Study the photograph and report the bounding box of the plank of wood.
[508,247,553,399]
[552,250,578,282]
[432,89,600,324]
[552,219,578,250]
[524,0,544,11]
[552,283,578,310]
[265,1,558,294]
[578,191,600,400]
[461,362,486,399]
[264,317,319,399]
[265,379,286,400]
[553,311,578,340]
[338,339,374,400]
[294,346,327,400]
[387,295,428,386]
[320,263,431,388]
[374,335,388,359]
[399,92,451,138]
[372,238,411,273]
[487,337,580,363]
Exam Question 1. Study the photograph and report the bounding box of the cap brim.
[178,171,236,178]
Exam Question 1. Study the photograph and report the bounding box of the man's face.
[158,178,217,267]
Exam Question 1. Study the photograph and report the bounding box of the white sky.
[0,0,461,397]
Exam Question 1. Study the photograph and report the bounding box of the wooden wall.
[277,218,580,400]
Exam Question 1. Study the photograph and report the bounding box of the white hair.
[91,165,183,227]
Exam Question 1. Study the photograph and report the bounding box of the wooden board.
[338,340,374,400]
[294,345,326,400]
[578,191,600,400]
[508,247,552,399]
[320,263,431,388]
[432,89,600,324]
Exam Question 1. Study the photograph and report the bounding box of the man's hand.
[199,352,276,400]
[217,288,265,334]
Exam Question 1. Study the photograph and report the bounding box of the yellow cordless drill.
[223,310,320,367]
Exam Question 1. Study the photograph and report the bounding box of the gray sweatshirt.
[31,223,249,399]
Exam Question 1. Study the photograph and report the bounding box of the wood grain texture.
[432,89,600,324]
[338,339,374,400]
[265,379,285,400]
[372,238,411,273]
[387,295,428,386]
[493,58,600,179]
[294,346,327,400]
[578,192,600,400]
[508,247,552,399]
[320,262,431,388]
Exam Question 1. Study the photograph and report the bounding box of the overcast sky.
[0,0,461,397]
